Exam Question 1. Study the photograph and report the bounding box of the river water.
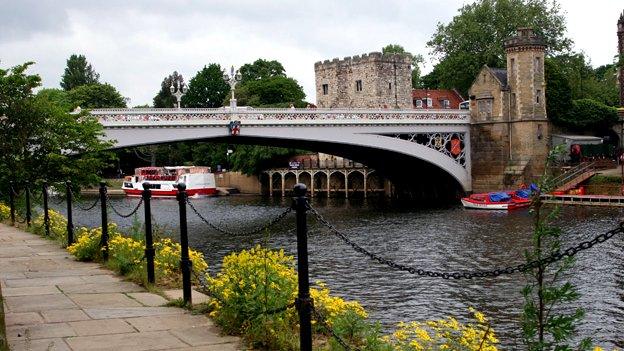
[52,195,624,349]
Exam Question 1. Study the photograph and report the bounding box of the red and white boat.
[461,190,531,210]
[122,166,217,197]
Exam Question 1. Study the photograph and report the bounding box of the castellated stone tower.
[618,11,624,106]
[468,28,550,191]
[314,53,412,109]
[504,28,550,176]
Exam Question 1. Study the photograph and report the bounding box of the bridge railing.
[90,107,470,123]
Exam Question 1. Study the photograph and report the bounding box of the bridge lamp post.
[170,81,186,109]
[226,148,234,171]
[223,66,242,108]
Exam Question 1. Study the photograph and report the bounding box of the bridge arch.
[97,108,471,195]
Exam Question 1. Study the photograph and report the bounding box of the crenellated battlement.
[314,51,411,70]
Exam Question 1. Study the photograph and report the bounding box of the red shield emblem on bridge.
[450,138,462,157]
[228,121,241,136]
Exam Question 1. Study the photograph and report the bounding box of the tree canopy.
[234,76,306,108]
[153,71,185,108]
[181,64,229,108]
[238,59,286,84]
[427,0,571,95]
[0,62,114,188]
[60,54,100,91]
[382,44,424,88]
[65,83,127,109]
[557,99,619,132]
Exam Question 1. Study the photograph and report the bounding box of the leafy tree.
[0,62,113,189]
[558,99,619,132]
[35,88,72,112]
[60,54,100,91]
[181,64,229,108]
[522,147,592,351]
[544,58,572,126]
[427,0,572,94]
[233,76,306,108]
[382,44,424,88]
[153,71,185,108]
[66,83,126,109]
[238,59,285,84]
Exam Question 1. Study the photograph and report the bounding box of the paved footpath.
[0,224,242,351]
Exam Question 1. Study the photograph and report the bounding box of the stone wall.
[469,69,508,122]
[314,52,412,109]
[215,172,261,194]
[470,122,510,192]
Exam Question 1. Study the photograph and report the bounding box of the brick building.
[314,52,412,109]
[412,89,464,109]
[468,28,550,191]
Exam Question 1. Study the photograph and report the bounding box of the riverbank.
[0,224,241,350]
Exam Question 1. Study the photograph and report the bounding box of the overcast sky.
[1,0,622,106]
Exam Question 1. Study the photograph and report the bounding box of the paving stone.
[24,267,109,278]
[59,281,144,294]
[41,309,91,323]
[170,344,242,351]
[4,312,44,326]
[127,292,169,306]
[68,293,143,308]
[125,314,212,332]
[65,330,189,350]
[0,272,26,279]
[80,273,123,283]
[5,275,87,288]
[164,289,211,305]
[2,285,60,296]
[9,337,72,351]
[7,322,76,340]
[170,325,240,346]
[69,318,136,336]
[4,294,77,312]
[84,307,184,319]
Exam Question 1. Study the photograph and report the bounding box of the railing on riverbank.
[3,180,624,351]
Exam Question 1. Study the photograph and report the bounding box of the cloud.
[0,0,621,106]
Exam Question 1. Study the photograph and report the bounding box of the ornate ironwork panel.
[389,132,467,168]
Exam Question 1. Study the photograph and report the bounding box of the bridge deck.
[0,224,240,350]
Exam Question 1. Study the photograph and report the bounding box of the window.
[536,89,541,104]
[510,58,516,78]
[440,99,450,109]
[356,80,363,92]
[414,99,423,108]
[483,74,487,83]
[534,57,541,73]
[477,99,493,120]
[388,82,392,90]
[425,98,432,108]
[322,84,328,95]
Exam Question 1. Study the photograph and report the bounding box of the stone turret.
[504,27,547,120]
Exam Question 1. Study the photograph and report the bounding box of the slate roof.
[489,68,508,88]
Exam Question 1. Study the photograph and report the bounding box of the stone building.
[468,28,550,191]
[314,52,412,109]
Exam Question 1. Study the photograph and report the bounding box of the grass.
[588,175,622,184]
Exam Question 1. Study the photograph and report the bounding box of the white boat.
[122,166,217,197]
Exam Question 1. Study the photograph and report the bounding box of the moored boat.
[461,190,532,210]
[122,166,217,197]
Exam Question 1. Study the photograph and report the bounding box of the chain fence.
[107,195,144,218]
[68,189,101,212]
[309,205,624,280]
[186,198,292,236]
[311,305,356,351]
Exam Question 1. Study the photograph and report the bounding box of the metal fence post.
[176,183,192,305]
[9,181,15,225]
[42,181,50,236]
[99,181,109,260]
[25,181,31,227]
[293,183,312,351]
[66,181,74,246]
[143,182,155,284]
